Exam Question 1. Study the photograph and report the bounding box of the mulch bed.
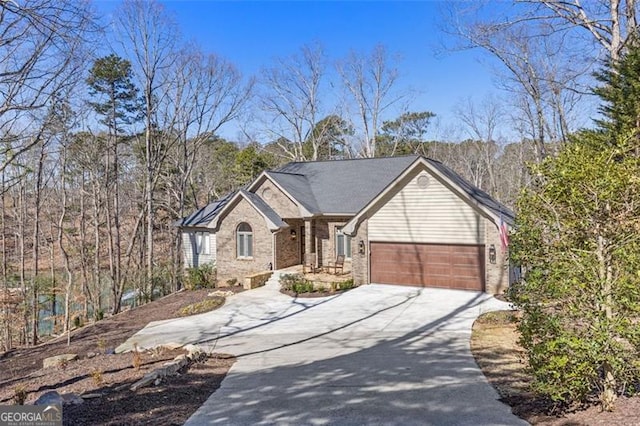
[471,309,640,425]
[0,286,242,425]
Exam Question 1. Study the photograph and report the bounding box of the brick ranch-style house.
[178,155,515,294]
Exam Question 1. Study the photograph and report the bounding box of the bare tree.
[453,95,505,195]
[533,0,637,62]
[257,43,329,161]
[337,45,404,158]
[116,0,179,288]
[160,46,252,288]
[0,0,96,172]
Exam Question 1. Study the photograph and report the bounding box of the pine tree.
[87,54,140,314]
[594,46,640,137]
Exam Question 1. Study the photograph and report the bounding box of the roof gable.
[342,157,514,235]
[207,190,287,232]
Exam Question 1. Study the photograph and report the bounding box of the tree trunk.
[597,232,617,410]
[91,175,102,319]
[57,143,73,336]
[78,171,92,319]
[30,141,48,344]
[145,103,154,298]
[18,183,26,345]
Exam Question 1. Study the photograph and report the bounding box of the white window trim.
[236,224,253,259]
[336,228,352,259]
[195,231,210,255]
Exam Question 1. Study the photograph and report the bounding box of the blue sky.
[97,1,500,141]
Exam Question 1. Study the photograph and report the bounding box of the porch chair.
[302,253,318,274]
[325,254,345,275]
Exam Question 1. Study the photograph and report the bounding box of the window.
[336,229,351,259]
[236,223,253,258]
[195,232,209,255]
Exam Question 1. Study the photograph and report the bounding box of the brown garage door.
[370,242,485,291]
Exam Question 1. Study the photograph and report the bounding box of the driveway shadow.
[186,288,525,425]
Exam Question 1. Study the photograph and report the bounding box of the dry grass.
[178,297,225,317]
[471,310,640,425]
[471,310,533,401]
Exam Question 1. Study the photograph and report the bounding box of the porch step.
[264,270,284,290]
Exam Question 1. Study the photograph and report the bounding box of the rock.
[185,346,206,362]
[130,371,159,391]
[161,342,183,350]
[183,344,201,354]
[162,360,184,375]
[35,391,83,406]
[61,393,84,405]
[80,393,102,400]
[154,378,161,386]
[114,383,129,392]
[208,290,234,298]
[43,354,78,369]
[85,352,97,359]
[34,391,63,406]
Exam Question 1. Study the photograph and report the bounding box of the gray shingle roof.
[176,191,235,227]
[265,171,319,213]
[272,155,418,214]
[176,155,514,228]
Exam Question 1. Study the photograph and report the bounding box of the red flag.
[499,215,509,252]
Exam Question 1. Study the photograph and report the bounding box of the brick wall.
[351,219,369,286]
[485,218,509,294]
[217,198,273,285]
[314,218,352,267]
[254,178,299,218]
[315,219,330,266]
[274,219,303,269]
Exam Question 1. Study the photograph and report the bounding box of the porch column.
[304,219,314,266]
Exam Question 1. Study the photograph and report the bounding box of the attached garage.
[360,168,494,291]
[370,242,485,290]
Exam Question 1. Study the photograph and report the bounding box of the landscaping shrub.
[91,369,104,386]
[280,274,314,294]
[291,281,315,294]
[132,343,142,370]
[337,278,355,290]
[281,274,356,295]
[13,386,26,405]
[184,264,216,290]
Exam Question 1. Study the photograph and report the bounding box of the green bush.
[280,274,314,294]
[184,264,216,290]
[337,278,355,290]
[291,281,315,294]
[281,274,356,294]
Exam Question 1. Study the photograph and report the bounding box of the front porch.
[275,217,353,272]
[277,264,352,284]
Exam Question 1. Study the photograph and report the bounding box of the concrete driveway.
[119,283,527,426]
